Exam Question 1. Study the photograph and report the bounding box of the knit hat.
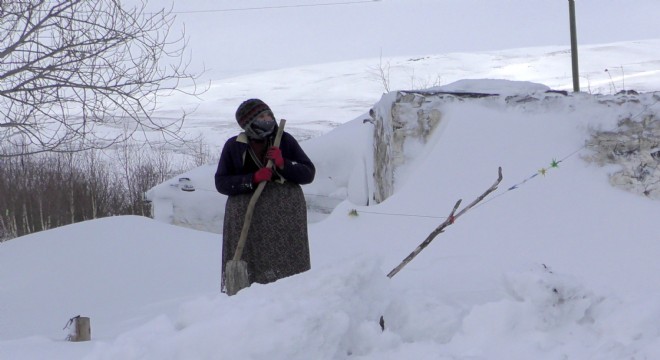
[235,99,273,129]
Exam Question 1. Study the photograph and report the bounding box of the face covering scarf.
[246,118,276,140]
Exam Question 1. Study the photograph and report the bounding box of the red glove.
[253,167,272,184]
[266,146,284,169]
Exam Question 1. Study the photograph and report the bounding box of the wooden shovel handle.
[232,119,286,261]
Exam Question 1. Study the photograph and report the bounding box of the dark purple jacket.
[214,132,315,196]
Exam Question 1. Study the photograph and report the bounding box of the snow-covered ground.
[136,0,660,81]
[1,36,660,359]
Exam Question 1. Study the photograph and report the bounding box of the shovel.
[225,119,286,296]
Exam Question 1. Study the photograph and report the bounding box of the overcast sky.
[142,0,659,80]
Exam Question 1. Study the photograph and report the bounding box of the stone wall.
[584,106,660,199]
[370,89,660,203]
[369,90,495,203]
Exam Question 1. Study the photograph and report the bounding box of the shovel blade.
[225,260,250,296]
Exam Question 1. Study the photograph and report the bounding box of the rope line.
[174,185,445,219]
[352,210,447,219]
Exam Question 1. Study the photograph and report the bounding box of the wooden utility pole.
[568,0,580,92]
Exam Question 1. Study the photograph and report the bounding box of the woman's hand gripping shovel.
[225,119,286,296]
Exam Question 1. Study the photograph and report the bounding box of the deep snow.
[2,25,660,360]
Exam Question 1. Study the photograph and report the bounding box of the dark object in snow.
[179,177,195,192]
[616,89,640,96]
[651,149,660,161]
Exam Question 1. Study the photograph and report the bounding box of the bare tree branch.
[386,167,503,279]
[0,0,204,157]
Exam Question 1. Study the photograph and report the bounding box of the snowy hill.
[154,39,660,152]
[2,40,660,359]
[0,216,219,341]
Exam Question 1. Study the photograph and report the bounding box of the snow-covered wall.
[370,81,660,204]
[370,90,495,203]
[369,80,550,203]
[146,164,226,234]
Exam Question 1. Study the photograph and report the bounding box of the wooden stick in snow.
[386,167,503,279]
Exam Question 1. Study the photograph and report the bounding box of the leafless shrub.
[367,53,391,93]
[0,142,194,241]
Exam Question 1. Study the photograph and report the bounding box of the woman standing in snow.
[215,99,315,292]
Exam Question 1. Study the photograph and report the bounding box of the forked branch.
[386,167,503,278]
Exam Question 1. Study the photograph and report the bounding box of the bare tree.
[0,0,203,157]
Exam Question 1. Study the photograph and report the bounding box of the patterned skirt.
[221,181,310,292]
